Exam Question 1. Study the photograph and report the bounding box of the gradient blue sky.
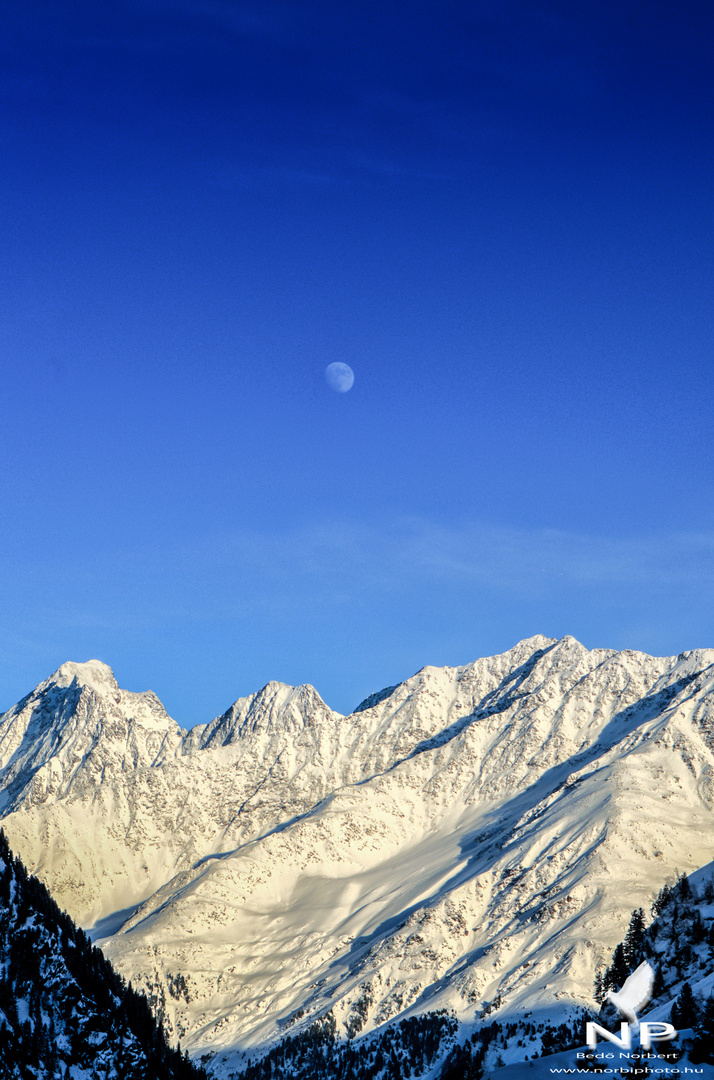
[1,0,713,723]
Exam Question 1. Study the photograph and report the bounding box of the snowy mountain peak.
[0,658,181,826]
[197,679,338,748]
[47,658,119,693]
[508,632,557,652]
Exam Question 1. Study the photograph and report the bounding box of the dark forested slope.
[0,829,207,1080]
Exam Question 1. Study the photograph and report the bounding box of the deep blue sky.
[1,0,713,722]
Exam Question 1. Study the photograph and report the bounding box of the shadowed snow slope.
[1,637,714,1077]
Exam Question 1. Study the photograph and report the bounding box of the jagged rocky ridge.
[1,637,714,1077]
[0,829,206,1079]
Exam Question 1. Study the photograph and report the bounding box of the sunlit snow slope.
[1,637,714,1075]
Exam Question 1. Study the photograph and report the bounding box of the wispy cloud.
[2,518,713,630]
[384,520,714,590]
[140,518,714,615]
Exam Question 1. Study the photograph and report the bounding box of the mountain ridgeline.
[1,637,714,1077]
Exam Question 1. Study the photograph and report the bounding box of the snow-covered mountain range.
[1,636,714,1076]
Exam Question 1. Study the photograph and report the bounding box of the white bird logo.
[605,961,655,1025]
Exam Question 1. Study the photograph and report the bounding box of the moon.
[325,362,355,393]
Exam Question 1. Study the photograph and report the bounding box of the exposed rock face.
[1,636,714,1077]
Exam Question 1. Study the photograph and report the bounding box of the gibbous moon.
[325,362,355,393]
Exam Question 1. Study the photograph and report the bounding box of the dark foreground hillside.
[0,829,207,1080]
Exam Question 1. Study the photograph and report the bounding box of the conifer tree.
[690,996,714,1065]
[624,908,646,967]
[604,943,629,990]
[651,883,672,916]
[676,873,692,902]
[670,982,699,1029]
[691,909,706,943]
[651,961,666,999]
